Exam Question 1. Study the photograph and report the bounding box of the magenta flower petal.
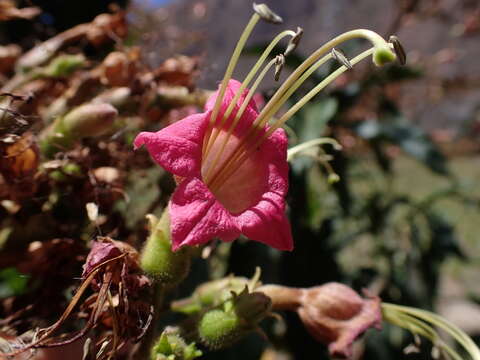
[235,128,293,251]
[205,79,258,134]
[135,79,294,251]
[170,177,241,250]
[134,113,206,178]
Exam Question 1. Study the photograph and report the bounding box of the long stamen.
[207,30,394,191]
[203,57,278,184]
[201,12,261,156]
[267,48,376,134]
[209,47,379,191]
[206,51,334,190]
[203,29,296,158]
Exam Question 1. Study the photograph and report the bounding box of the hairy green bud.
[197,288,271,350]
[151,329,202,360]
[140,211,191,284]
[39,103,117,157]
[172,276,251,314]
[198,308,241,350]
[39,54,86,78]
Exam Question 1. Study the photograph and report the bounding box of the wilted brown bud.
[0,132,38,179]
[0,133,39,198]
[0,44,21,74]
[100,50,138,87]
[86,12,128,47]
[259,283,382,358]
[0,1,40,21]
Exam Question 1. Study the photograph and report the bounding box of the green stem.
[134,283,166,360]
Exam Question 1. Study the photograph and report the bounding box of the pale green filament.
[252,29,394,136]
[203,29,296,158]
[207,30,394,191]
[204,57,278,183]
[266,48,375,136]
[202,13,261,155]
[209,47,375,191]
[206,51,333,190]
[386,310,463,360]
[287,137,342,161]
[382,303,480,360]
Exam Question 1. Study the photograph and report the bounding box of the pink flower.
[134,79,293,251]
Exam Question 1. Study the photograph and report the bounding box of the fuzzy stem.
[133,283,166,360]
[257,285,303,311]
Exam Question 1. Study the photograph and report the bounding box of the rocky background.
[132,0,480,137]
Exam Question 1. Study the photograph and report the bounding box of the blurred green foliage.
[207,42,476,359]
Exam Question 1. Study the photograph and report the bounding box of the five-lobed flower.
[135,3,399,252]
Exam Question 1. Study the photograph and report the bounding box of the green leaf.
[355,117,449,175]
[0,268,29,298]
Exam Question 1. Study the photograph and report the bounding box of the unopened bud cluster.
[197,288,271,349]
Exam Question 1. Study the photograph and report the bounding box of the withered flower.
[1,238,152,360]
[0,132,39,199]
[259,282,382,358]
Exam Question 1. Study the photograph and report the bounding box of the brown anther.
[274,54,285,81]
[389,35,407,65]
[253,3,283,24]
[285,27,304,56]
[331,48,352,69]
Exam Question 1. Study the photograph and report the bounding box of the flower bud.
[151,328,202,360]
[39,103,117,157]
[197,289,271,350]
[61,103,117,136]
[92,87,132,110]
[140,211,191,284]
[172,276,251,314]
[39,54,85,78]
